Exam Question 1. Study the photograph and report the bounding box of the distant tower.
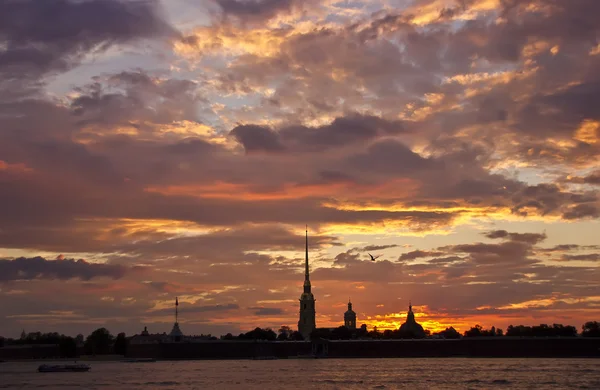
[169,297,183,342]
[20,329,26,340]
[344,298,357,330]
[298,226,316,340]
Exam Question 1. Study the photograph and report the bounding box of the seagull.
[368,253,381,261]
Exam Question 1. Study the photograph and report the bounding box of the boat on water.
[122,358,156,363]
[38,364,91,373]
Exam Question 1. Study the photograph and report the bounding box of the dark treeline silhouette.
[461,323,588,338]
[582,321,600,337]
[303,321,600,340]
[435,327,462,339]
[318,325,432,340]
[0,328,128,358]
[505,324,577,337]
[463,324,504,337]
[1,321,599,357]
[1,332,80,357]
[220,326,303,341]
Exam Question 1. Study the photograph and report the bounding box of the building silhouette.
[399,301,425,338]
[298,226,316,339]
[344,299,357,330]
[169,297,183,342]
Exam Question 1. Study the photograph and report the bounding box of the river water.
[1,358,599,389]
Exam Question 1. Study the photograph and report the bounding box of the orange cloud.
[144,178,420,202]
[0,161,33,174]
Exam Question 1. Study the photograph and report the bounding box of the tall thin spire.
[305,225,309,279]
[175,296,179,323]
[303,225,311,294]
[299,224,316,339]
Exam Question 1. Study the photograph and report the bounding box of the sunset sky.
[1,0,599,338]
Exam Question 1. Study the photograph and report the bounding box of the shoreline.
[2,355,600,363]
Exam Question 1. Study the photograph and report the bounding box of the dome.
[399,303,425,338]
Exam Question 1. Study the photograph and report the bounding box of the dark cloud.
[248,307,285,316]
[484,230,510,239]
[484,230,547,244]
[563,254,600,262]
[346,139,436,175]
[583,171,600,185]
[70,70,203,131]
[230,114,405,153]
[0,257,127,282]
[0,0,177,92]
[566,171,600,186]
[544,244,581,252]
[230,125,284,153]
[152,303,240,316]
[399,250,444,261]
[213,0,315,24]
[562,204,600,220]
[450,242,531,259]
[361,244,399,252]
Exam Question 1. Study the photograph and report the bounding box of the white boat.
[38,364,91,373]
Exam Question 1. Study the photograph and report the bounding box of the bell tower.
[298,226,316,339]
[344,298,357,330]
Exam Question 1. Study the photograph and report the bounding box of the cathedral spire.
[303,225,311,293]
[305,225,309,279]
[169,296,184,341]
[298,225,316,339]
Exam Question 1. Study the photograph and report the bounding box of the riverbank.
[128,337,600,360]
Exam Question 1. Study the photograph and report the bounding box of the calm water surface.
[1,358,599,389]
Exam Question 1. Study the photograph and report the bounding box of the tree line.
[223,321,600,341]
[0,328,128,357]
[1,321,598,356]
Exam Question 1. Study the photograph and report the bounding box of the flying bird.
[368,253,381,261]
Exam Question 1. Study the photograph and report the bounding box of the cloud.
[230,114,405,154]
[70,71,204,134]
[399,250,444,261]
[0,257,127,282]
[563,254,600,262]
[230,125,284,153]
[361,244,399,252]
[211,0,319,24]
[112,224,342,261]
[0,0,178,94]
[484,230,548,244]
[152,303,240,316]
[248,307,285,316]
